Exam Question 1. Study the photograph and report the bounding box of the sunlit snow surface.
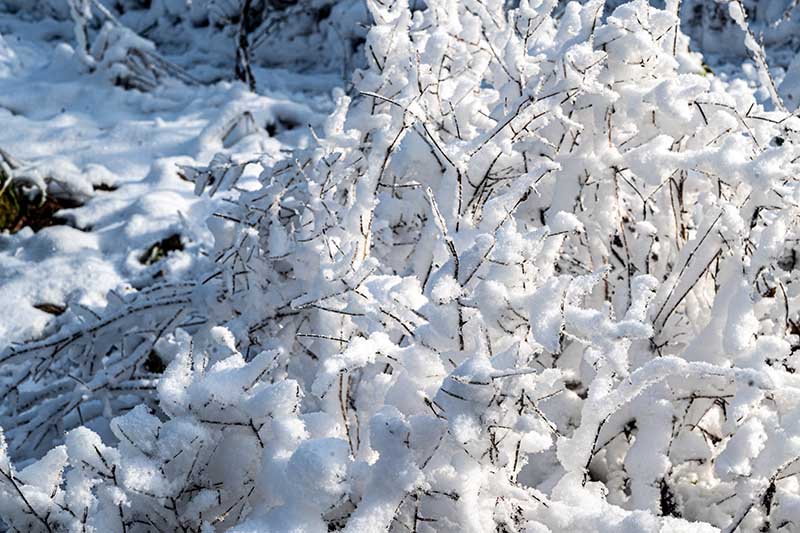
[0,14,334,344]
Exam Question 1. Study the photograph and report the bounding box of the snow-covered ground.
[0,12,335,345]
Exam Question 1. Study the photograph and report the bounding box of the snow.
[2,0,800,532]
[0,11,332,345]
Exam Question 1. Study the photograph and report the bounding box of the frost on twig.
[726,0,787,112]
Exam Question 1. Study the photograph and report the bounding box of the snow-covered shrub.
[678,0,800,58]
[4,0,800,532]
[0,146,96,232]
[0,281,202,459]
[61,2,202,91]
[1,0,368,87]
[85,21,199,91]
[0,0,72,19]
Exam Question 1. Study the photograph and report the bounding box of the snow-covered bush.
[678,0,800,58]
[2,0,369,86]
[3,0,800,531]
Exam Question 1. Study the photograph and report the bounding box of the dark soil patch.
[0,186,83,233]
[139,233,184,265]
[266,115,299,137]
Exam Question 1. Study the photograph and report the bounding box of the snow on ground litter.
[0,13,333,345]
